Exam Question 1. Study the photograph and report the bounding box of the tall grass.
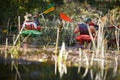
[3,10,119,79]
[54,11,120,78]
[4,16,22,80]
[57,42,68,78]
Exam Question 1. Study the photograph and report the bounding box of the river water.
[0,59,120,80]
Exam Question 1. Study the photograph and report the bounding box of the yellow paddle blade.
[43,7,55,14]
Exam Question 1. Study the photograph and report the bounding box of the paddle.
[39,4,55,15]
[43,7,55,14]
[60,13,73,22]
[39,4,55,22]
[47,3,55,9]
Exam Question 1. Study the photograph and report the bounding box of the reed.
[57,42,68,78]
[82,50,89,78]
[55,27,60,75]
[8,43,22,80]
[78,48,82,73]
[5,38,8,63]
[115,28,120,52]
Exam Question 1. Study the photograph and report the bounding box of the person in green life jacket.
[74,18,97,49]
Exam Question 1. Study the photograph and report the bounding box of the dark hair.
[85,18,92,22]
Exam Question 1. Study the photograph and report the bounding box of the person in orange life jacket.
[74,18,96,48]
[22,13,42,31]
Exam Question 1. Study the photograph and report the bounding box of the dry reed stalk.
[18,16,21,32]
[113,54,118,77]
[14,16,22,45]
[82,51,89,78]
[78,48,82,73]
[90,50,95,66]
[100,58,105,79]
[96,17,107,79]
[90,69,93,80]
[21,33,31,45]
[96,15,106,59]
[58,42,67,78]
[5,38,8,63]
[87,24,96,50]
[114,29,119,76]
[103,70,107,80]
[54,27,60,75]
[12,61,22,80]
[114,56,118,74]
[115,29,120,52]
[7,18,11,35]
[87,23,97,65]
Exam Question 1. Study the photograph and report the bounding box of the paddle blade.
[47,3,55,9]
[43,7,55,14]
[60,13,73,22]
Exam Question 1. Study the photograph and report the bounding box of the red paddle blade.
[60,13,73,22]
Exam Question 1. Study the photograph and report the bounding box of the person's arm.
[34,13,41,26]
[90,25,97,38]
[90,26,96,34]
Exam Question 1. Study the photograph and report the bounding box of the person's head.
[84,18,92,24]
[27,14,32,20]
[33,14,39,18]
[24,13,33,21]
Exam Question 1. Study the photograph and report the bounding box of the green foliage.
[9,45,21,59]
[0,0,120,25]
[0,0,120,47]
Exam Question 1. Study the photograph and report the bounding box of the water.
[0,59,120,80]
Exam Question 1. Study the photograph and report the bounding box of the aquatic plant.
[8,43,22,80]
[57,42,68,78]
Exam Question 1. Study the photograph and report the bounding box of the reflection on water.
[0,61,120,80]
